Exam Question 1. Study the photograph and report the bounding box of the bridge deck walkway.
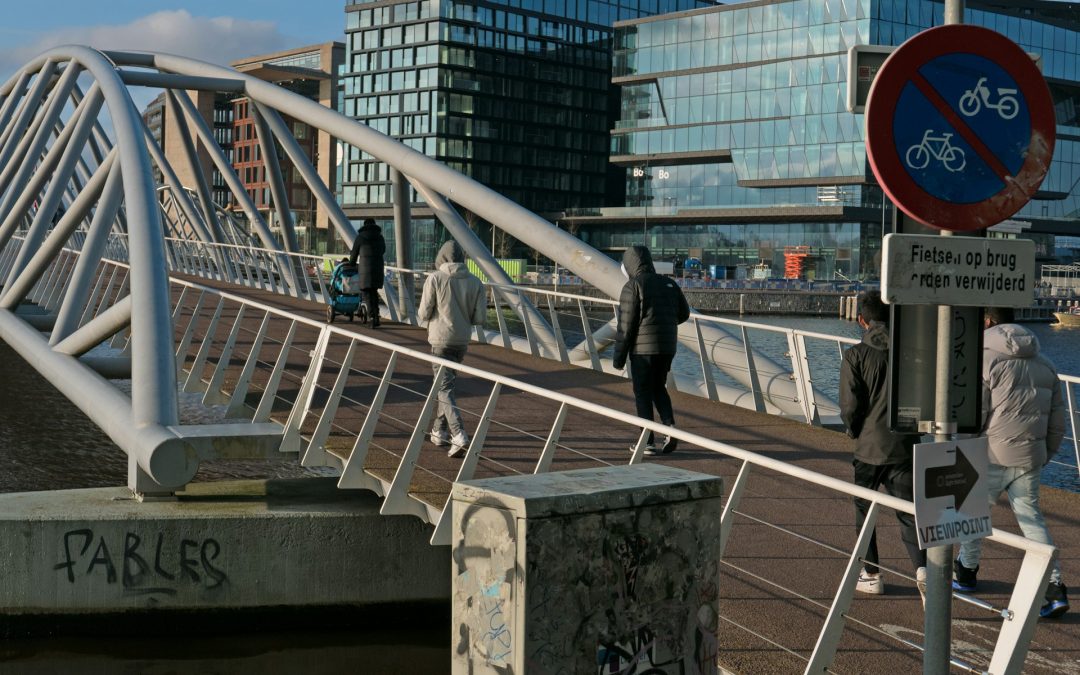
[171,274,1080,675]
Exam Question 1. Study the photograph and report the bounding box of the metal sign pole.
[925,5,962,674]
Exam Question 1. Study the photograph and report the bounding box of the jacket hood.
[861,321,890,351]
[435,241,465,267]
[621,245,655,277]
[360,221,381,234]
[985,323,1039,359]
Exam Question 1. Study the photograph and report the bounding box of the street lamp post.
[554,217,560,292]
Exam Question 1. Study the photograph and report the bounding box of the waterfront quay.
[530,282,1064,320]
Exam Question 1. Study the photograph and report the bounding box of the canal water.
[0,317,1076,671]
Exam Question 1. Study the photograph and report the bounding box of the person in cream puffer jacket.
[418,241,487,458]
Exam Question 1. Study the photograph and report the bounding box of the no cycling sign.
[865,24,1055,231]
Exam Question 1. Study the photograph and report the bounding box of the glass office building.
[589,0,1080,281]
[339,0,709,263]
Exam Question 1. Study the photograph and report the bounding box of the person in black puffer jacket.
[612,245,690,455]
[348,218,386,327]
[839,290,925,599]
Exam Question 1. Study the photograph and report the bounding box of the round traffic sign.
[865,24,1055,231]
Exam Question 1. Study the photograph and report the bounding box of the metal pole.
[391,168,412,318]
[924,4,963,673]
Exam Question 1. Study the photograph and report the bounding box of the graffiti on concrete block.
[453,503,518,674]
[53,529,228,596]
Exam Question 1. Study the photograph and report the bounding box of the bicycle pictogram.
[905,130,967,172]
[958,77,1019,120]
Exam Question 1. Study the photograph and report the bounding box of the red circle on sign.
[865,24,1055,231]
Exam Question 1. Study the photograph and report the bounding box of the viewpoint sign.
[865,24,1055,231]
[881,233,1034,306]
[914,437,991,549]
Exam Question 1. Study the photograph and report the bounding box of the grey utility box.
[450,464,723,675]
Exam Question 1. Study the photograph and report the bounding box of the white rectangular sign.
[914,437,991,550]
[882,233,1035,306]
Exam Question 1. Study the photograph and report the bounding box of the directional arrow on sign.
[925,446,978,510]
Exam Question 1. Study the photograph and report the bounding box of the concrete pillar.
[450,465,723,675]
[738,293,745,315]
[0,478,449,626]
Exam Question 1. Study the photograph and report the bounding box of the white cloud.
[0,10,291,81]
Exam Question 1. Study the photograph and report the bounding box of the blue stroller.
[326,261,368,323]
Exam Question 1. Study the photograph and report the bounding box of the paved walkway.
[174,274,1080,674]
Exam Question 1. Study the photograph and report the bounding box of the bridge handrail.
[105,234,1078,477]
[145,235,856,422]
[156,260,1054,542]
[151,260,1053,674]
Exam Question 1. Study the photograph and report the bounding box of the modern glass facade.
[339,0,709,260]
[598,0,1080,280]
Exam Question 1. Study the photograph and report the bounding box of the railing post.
[225,311,271,418]
[253,320,298,423]
[380,366,442,521]
[695,317,719,402]
[303,338,358,467]
[203,304,248,405]
[279,325,332,454]
[545,294,569,364]
[533,402,567,474]
[183,297,224,392]
[174,290,207,379]
[805,502,880,674]
[338,352,398,491]
[577,299,602,372]
[740,325,766,412]
[430,381,502,546]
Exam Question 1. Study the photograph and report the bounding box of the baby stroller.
[327,261,369,324]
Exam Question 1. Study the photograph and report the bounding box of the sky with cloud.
[0,2,345,81]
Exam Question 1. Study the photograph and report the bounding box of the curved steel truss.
[0,46,826,495]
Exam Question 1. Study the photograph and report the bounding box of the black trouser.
[363,288,379,324]
[853,459,926,574]
[629,353,675,443]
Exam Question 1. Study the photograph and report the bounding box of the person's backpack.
[336,264,361,295]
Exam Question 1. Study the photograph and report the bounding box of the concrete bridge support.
[0,478,449,631]
[450,465,723,674]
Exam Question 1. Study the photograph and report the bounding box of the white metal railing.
[92,234,1080,484]
[149,236,857,424]
[149,259,1054,675]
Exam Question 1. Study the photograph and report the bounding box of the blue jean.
[958,464,1062,585]
[430,345,467,438]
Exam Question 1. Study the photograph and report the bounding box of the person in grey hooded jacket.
[839,291,925,598]
[953,307,1068,618]
[419,241,487,458]
[612,245,690,455]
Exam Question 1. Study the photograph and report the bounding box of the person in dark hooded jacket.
[348,218,386,327]
[612,245,690,455]
[839,290,925,599]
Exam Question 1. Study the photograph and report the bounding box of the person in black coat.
[612,245,690,455]
[839,290,925,599]
[348,218,386,327]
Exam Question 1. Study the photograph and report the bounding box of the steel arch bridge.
[0,46,824,496]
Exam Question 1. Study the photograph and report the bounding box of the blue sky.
[0,2,346,80]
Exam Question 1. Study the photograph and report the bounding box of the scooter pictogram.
[958,77,1019,120]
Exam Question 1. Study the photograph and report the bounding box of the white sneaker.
[916,567,927,609]
[856,570,884,595]
[430,430,450,447]
[448,431,469,458]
